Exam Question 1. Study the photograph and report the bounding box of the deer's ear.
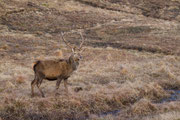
[71,48,75,53]
[72,46,77,53]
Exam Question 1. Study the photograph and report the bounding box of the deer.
[31,32,85,97]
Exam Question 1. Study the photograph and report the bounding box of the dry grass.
[144,111,180,120]
[0,0,180,120]
[0,41,179,119]
[130,98,158,116]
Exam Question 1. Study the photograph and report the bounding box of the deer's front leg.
[55,78,62,96]
[64,78,69,95]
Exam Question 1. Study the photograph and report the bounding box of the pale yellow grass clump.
[6,81,15,89]
[144,111,180,120]
[54,50,63,58]
[1,44,9,50]
[15,75,26,84]
[130,98,157,115]
[137,82,168,100]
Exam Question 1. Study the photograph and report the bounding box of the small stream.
[159,89,180,103]
[98,89,180,118]
[67,90,180,119]
[99,110,121,117]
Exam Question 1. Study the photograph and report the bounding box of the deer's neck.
[68,56,79,71]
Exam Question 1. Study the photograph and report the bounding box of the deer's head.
[61,32,85,69]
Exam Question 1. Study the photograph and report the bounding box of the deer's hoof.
[74,87,83,92]
[31,94,34,98]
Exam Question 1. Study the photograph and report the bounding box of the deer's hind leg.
[31,75,38,97]
[37,77,45,97]
[35,73,45,97]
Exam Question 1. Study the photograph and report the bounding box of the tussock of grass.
[137,82,168,100]
[0,80,170,119]
[159,78,180,90]
[53,50,63,58]
[130,98,158,116]
[1,44,9,50]
[6,81,15,88]
[0,98,27,119]
[15,75,26,84]
[144,111,180,120]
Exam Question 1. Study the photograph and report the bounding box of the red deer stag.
[31,32,85,97]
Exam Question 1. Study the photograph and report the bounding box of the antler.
[79,32,85,50]
[61,32,85,52]
[61,32,75,52]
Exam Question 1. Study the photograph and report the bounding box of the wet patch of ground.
[160,90,180,103]
[94,89,180,119]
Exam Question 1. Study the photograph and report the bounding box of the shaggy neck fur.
[68,55,79,70]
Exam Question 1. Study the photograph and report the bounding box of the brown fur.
[31,53,81,97]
